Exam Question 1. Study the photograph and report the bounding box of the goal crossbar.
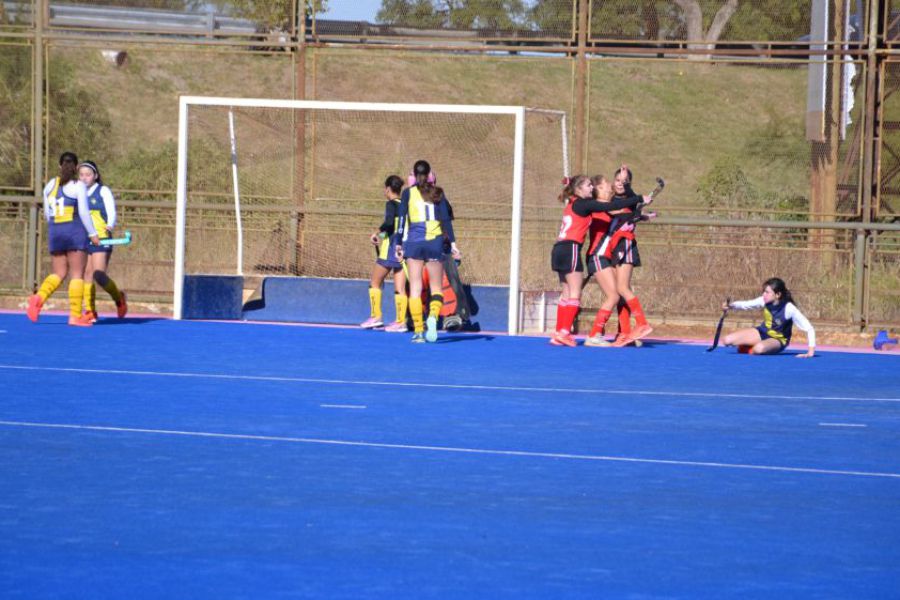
[174,96,557,335]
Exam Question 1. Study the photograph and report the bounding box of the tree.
[212,1,328,31]
[376,0,527,30]
[529,0,811,48]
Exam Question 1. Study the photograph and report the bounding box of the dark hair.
[59,151,78,165]
[419,183,443,205]
[384,174,403,194]
[77,160,102,184]
[558,174,589,203]
[614,166,634,196]
[413,159,431,177]
[764,277,795,306]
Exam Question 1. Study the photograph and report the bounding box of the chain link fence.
[1,1,898,329]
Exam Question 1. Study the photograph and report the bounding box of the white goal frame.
[174,95,561,335]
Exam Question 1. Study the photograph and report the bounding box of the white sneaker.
[425,316,438,342]
[360,316,383,329]
[584,334,611,347]
[384,321,408,333]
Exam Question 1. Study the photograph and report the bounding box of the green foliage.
[103,139,224,193]
[45,57,112,167]
[377,0,528,29]
[696,156,806,219]
[213,0,327,30]
[742,106,808,169]
[0,46,31,187]
[378,0,813,40]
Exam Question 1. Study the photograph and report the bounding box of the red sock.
[558,299,580,334]
[589,309,612,337]
[617,299,631,336]
[554,300,566,333]
[627,297,648,327]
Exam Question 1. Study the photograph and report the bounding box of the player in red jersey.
[584,170,656,347]
[549,174,644,346]
[595,166,655,347]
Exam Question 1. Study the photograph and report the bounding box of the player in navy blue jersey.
[722,277,816,357]
[26,152,100,326]
[78,161,127,322]
[395,160,460,343]
[361,175,408,332]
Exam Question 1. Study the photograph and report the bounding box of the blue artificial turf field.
[1,312,898,598]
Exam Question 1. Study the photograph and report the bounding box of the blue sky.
[326,1,382,22]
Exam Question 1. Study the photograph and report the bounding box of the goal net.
[174,96,568,334]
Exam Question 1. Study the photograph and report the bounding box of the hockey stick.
[100,230,132,247]
[706,297,730,352]
[628,177,665,224]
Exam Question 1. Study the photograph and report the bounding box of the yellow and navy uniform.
[756,300,793,346]
[396,185,455,261]
[43,177,96,253]
[376,197,402,269]
[730,296,816,351]
[86,182,116,254]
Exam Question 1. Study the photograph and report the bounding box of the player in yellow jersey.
[78,161,127,322]
[361,175,408,332]
[26,152,100,326]
[395,160,461,343]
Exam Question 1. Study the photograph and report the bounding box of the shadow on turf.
[93,317,165,326]
[438,334,497,343]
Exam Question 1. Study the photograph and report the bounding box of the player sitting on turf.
[722,277,816,358]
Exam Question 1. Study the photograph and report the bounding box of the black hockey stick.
[628,177,665,224]
[706,298,730,352]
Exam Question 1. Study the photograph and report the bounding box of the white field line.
[0,419,897,480]
[0,364,899,404]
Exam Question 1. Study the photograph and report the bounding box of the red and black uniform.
[592,190,643,270]
[550,195,641,275]
[585,212,613,276]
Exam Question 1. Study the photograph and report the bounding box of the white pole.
[173,97,189,320]
[228,109,244,275]
[560,112,570,178]
[508,107,526,336]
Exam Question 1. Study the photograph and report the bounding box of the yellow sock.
[68,279,84,319]
[410,296,424,333]
[101,278,121,302]
[368,288,382,319]
[429,294,443,319]
[37,274,62,302]
[395,293,408,323]
[84,282,96,314]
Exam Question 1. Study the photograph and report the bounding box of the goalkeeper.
[361,175,408,331]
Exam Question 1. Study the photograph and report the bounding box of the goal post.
[174,96,568,334]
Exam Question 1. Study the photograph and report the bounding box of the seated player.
[722,277,816,358]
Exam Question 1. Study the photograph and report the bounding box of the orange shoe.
[550,331,577,347]
[84,310,99,323]
[68,313,94,327]
[116,291,128,318]
[26,294,43,323]
[611,333,631,347]
[630,324,654,341]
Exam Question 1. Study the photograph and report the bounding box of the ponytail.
[558,174,588,204]
[765,277,795,306]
